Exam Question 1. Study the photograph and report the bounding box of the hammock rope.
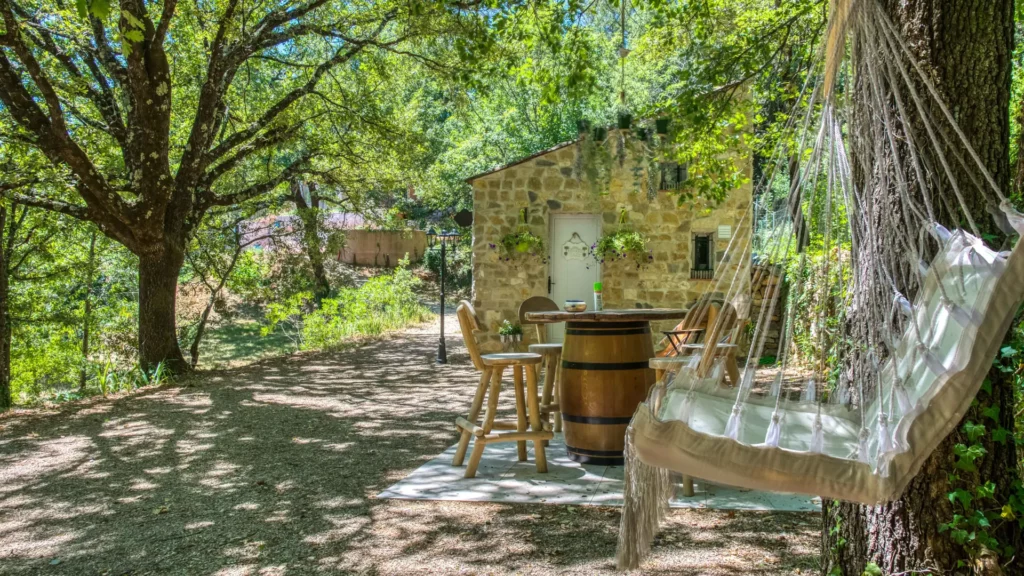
[617,0,1024,568]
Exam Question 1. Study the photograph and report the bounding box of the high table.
[524,308,687,465]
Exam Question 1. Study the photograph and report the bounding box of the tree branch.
[203,154,315,208]
[4,191,89,221]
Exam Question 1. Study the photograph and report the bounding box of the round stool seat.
[528,343,563,355]
[481,353,543,366]
[649,356,695,370]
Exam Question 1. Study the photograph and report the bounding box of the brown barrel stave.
[560,321,656,465]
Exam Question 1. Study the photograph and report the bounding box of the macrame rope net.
[617,0,1024,569]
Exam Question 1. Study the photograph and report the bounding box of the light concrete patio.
[379,433,821,512]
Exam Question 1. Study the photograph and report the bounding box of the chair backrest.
[456,300,486,371]
[697,303,739,377]
[518,296,559,343]
[657,296,720,357]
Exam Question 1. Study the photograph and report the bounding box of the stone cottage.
[467,129,752,352]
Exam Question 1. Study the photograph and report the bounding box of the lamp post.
[427,228,461,364]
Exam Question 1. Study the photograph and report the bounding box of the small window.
[660,162,689,191]
[692,233,714,280]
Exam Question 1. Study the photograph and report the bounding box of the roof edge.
[464,139,579,184]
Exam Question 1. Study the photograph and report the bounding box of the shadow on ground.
[0,317,820,575]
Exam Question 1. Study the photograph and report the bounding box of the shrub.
[425,242,471,292]
[263,259,433,351]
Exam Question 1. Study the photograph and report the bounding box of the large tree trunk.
[822,1,1019,574]
[138,248,188,374]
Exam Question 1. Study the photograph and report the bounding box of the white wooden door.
[549,214,601,343]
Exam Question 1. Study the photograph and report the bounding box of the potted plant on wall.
[494,208,546,264]
[592,209,653,270]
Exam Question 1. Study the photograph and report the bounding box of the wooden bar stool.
[518,296,562,435]
[452,300,552,478]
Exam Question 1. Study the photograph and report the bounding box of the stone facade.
[469,132,752,352]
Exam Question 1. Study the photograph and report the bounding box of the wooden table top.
[524,308,688,323]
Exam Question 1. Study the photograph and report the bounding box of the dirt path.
[0,315,821,575]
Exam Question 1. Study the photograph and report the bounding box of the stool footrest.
[457,417,518,436]
[479,430,553,442]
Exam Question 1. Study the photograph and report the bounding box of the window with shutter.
[692,233,714,279]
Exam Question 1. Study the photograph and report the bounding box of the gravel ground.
[0,315,821,575]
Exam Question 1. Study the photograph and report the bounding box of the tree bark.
[823,1,1019,574]
[292,181,330,303]
[79,228,97,390]
[0,204,9,410]
[138,249,188,373]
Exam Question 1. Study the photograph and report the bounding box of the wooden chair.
[650,302,743,386]
[657,296,719,358]
[518,296,563,435]
[453,300,552,478]
[649,301,742,499]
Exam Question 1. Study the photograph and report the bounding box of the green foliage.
[496,210,546,263]
[425,238,472,293]
[940,374,1024,565]
[593,211,652,269]
[593,229,652,269]
[860,563,883,576]
[225,250,275,305]
[497,320,523,337]
[263,259,432,351]
[498,229,546,261]
[826,501,846,576]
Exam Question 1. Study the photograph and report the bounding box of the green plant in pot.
[592,209,653,270]
[495,208,546,264]
[498,319,523,344]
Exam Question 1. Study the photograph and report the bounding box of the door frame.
[547,212,602,341]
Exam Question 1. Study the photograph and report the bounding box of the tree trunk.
[822,1,1019,574]
[138,249,188,373]
[79,229,97,391]
[0,204,9,411]
[292,181,330,303]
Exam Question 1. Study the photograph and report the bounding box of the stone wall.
[339,229,426,267]
[469,131,753,352]
[748,263,787,359]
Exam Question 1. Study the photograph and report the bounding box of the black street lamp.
[427,227,461,364]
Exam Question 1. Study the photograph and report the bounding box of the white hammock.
[617,0,1024,568]
[631,216,1024,504]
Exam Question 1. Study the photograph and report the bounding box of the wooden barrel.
[560,321,656,465]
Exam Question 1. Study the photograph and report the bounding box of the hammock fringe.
[616,426,671,570]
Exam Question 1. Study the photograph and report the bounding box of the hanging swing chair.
[617,0,1024,569]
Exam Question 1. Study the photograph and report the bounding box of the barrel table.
[524,309,687,465]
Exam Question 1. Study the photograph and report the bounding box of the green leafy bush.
[263,260,433,351]
[425,241,471,292]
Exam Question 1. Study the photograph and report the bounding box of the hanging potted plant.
[578,127,613,196]
[494,208,546,263]
[592,209,653,269]
[617,112,633,130]
[498,320,523,344]
[655,117,671,135]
